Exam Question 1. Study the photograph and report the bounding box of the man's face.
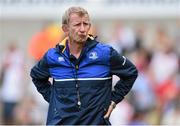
[66,13,91,44]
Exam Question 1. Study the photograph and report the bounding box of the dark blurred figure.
[0,43,24,124]
[129,109,148,125]
[161,88,180,124]
[130,48,154,111]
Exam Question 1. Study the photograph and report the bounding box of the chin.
[77,38,86,43]
[76,41,85,44]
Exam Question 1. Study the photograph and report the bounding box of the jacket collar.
[55,35,98,53]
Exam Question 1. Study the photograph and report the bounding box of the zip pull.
[77,101,81,107]
[75,65,79,70]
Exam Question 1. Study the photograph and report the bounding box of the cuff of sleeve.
[111,96,124,104]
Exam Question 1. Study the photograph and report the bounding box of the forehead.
[69,13,89,23]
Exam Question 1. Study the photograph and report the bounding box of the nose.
[80,24,85,32]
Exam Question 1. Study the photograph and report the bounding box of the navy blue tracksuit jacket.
[30,36,138,125]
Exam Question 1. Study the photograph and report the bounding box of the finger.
[104,105,113,119]
[104,112,109,119]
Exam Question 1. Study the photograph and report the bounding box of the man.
[30,6,138,125]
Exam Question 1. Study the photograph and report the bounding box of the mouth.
[77,35,87,42]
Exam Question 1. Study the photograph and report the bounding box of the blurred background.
[0,0,180,125]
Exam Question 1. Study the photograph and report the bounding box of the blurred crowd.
[108,23,180,125]
[0,22,179,125]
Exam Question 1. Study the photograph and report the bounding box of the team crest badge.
[89,51,98,60]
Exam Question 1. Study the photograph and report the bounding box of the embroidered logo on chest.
[89,51,98,60]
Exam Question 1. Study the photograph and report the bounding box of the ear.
[62,24,69,35]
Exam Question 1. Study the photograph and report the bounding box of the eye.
[83,22,89,26]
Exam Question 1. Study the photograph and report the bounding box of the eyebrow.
[72,20,89,24]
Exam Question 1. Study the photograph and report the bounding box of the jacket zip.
[60,53,82,109]
[75,64,81,109]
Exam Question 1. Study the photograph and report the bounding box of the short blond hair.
[62,6,90,25]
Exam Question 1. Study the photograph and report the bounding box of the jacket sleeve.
[110,47,138,104]
[30,53,51,102]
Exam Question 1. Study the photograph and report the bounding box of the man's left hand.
[104,101,116,119]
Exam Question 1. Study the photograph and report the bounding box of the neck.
[68,39,85,59]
